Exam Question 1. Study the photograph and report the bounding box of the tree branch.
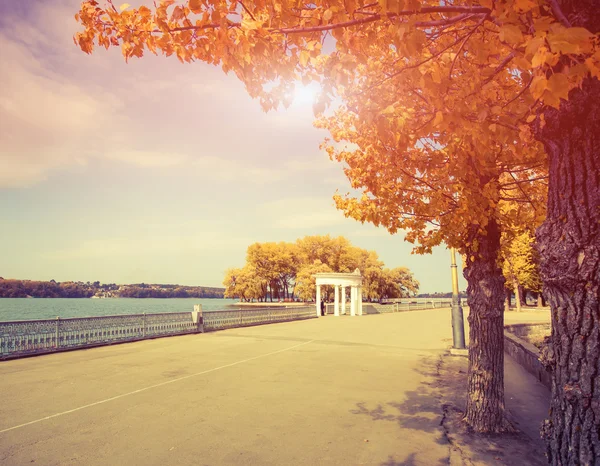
[500,175,549,186]
[548,0,572,28]
[239,1,256,21]
[275,6,491,33]
[96,5,491,39]
[448,15,487,80]
[483,51,516,85]
[503,75,533,109]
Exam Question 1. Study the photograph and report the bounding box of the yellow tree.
[245,242,301,301]
[320,99,546,433]
[386,267,419,298]
[223,265,265,301]
[294,260,333,302]
[499,194,546,311]
[76,0,599,459]
[501,231,542,310]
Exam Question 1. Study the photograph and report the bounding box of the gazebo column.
[315,283,321,317]
[341,286,346,315]
[350,286,357,316]
[334,285,340,316]
[357,287,363,315]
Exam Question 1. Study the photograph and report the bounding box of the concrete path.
[0,308,551,466]
[504,308,551,449]
[0,310,458,466]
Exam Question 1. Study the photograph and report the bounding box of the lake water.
[0,298,243,322]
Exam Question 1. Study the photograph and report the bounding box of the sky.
[0,0,467,293]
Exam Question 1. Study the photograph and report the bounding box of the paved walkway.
[0,308,550,466]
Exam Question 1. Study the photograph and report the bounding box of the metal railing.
[0,312,199,359]
[324,300,453,315]
[0,306,317,359]
[1,301,451,359]
[203,306,315,331]
[368,300,453,313]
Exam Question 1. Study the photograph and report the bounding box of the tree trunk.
[504,288,511,312]
[519,286,527,307]
[463,218,510,432]
[513,279,522,312]
[536,76,600,465]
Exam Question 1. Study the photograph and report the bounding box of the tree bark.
[505,288,512,312]
[463,218,510,432]
[514,279,522,312]
[536,76,600,465]
[519,285,527,307]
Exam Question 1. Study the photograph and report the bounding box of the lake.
[0,298,242,322]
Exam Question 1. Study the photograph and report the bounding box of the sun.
[292,82,321,106]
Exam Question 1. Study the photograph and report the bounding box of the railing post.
[142,313,147,337]
[55,317,60,349]
[193,305,204,333]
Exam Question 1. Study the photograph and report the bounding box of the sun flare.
[292,82,321,106]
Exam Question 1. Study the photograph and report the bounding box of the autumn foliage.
[223,235,419,302]
[72,0,593,251]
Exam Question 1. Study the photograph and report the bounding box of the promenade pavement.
[0,308,550,466]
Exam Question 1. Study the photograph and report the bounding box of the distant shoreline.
[0,296,227,299]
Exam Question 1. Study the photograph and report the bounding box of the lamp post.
[450,247,466,349]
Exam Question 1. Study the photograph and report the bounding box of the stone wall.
[504,323,552,389]
[505,322,551,349]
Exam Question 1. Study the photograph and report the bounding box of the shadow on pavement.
[380,452,417,466]
[350,354,549,466]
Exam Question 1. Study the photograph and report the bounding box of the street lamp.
[450,247,466,349]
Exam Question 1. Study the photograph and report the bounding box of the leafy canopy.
[222,235,419,301]
[74,1,592,252]
[75,0,599,111]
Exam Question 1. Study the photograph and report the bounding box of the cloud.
[43,231,253,261]
[0,0,333,189]
[104,150,190,168]
[259,197,348,229]
[0,4,126,187]
[351,228,395,238]
[192,156,287,182]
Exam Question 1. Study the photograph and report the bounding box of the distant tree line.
[223,235,419,303]
[118,284,224,298]
[0,279,224,299]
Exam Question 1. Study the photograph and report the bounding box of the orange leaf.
[530,75,547,100]
[189,0,202,13]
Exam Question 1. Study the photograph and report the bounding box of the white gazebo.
[313,269,363,317]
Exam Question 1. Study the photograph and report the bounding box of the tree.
[501,231,540,311]
[386,267,420,298]
[224,235,417,302]
[294,260,333,302]
[499,196,546,312]
[223,265,265,301]
[75,0,599,458]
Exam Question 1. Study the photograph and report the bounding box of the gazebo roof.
[313,269,362,286]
